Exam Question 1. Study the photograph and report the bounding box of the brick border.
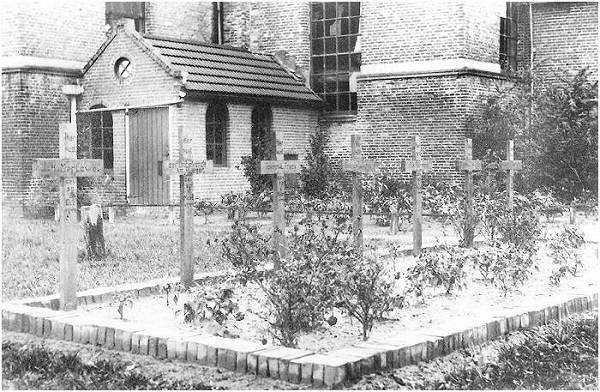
[3,288,597,388]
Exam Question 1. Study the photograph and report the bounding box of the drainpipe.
[528,2,534,131]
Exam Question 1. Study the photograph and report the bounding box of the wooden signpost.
[498,140,522,212]
[33,122,104,311]
[342,135,379,255]
[456,138,482,247]
[259,139,302,267]
[402,136,432,255]
[163,130,213,288]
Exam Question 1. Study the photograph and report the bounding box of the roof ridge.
[143,34,251,53]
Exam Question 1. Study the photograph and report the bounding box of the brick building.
[2,1,597,215]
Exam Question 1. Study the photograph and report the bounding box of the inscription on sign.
[164,160,213,175]
[260,160,302,175]
[33,159,104,177]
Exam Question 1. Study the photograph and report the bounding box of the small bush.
[548,226,586,285]
[220,220,274,285]
[300,126,336,199]
[496,208,542,252]
[111,293,134,320]
[363,173,411,226]
[406,245,468,298]
[176,280,244,326]
[193,198,219,224]
[337,256,403,340]
[468,241,537,296]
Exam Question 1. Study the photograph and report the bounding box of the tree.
[300,126,334,199]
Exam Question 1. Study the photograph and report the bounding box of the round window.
[114,57,132,80]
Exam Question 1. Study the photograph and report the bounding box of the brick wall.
[2,71,75,213]
[530,2,598,81]
[0,0,105,61]
[145,2,213,42]
[223,2,311,69]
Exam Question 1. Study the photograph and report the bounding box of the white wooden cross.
[342,135,379,255]
[163,129,213,288]
[456,138,482,247]
[402,136,432,255]
[498,140,522,212]
[32,122,104,311]
[259,139,302,267]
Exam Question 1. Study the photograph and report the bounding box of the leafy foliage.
[467,241,537,296]
[406,245,468,297]
[337,256,404,340]
[300,126,336,199]
[239,129,275,197]
[472,67,598,201]
[363,173,411,226]
[548,226,586,285]
[193,198,219,224]
[176,280,245,326]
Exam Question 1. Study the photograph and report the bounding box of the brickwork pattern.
[223,2,311,69]
[529,2,598,81]
[2,71,75,211]
[145,2,213,42]
[0,0,106,61]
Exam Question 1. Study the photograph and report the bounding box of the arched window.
[89,105,114,169]
[206,102,228,166]
[251,105,274,160]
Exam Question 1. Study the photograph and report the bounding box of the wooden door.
[128,107,170,205]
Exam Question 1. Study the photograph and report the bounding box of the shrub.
[176,280,244,326]
[111,293,134,320]
[300,126,336,199]
[363,173,411,226]
[547,226,586,286]
[467,241,537,296]
[193,198,218,224]
[337,256,403,340]
[496,208,542,253]
[406,245,468,298]
[220,220,274,285]
[240,129,275,197]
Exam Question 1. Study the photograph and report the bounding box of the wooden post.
[456,138,482,247]
[33,124,104,311]
[259,139,302,267]
[402,136,432,255]
[389,202,399,235]
[108,206,116,224]
[569,201,577,224]
[163,131,213,289]
[498,140,522,212]
[81,204,106,259]
[341,135,379,255]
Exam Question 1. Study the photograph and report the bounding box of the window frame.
[88,107,114,170]
[205,102,229,167]
[310,2,361,115]
[499,3,518,74]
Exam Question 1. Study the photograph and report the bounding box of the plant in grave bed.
[175,280,244,329]
[363,173,411,226]
[193,198,219,224]
[496,206,542,252]
[405,245,468,299]
[337,255,404,340]
[112,293,134,320]
[547,226,586,286]
[220,220,274,286]
[161,282,185,308]
[467,240,538,296]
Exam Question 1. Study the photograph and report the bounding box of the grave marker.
[342,135,379,255]
[259,139,302,266]
[498,140,522,212]
[456,138,482,247]
[163,130,213,288]
[402,136,432,255]
[32,122,104,311]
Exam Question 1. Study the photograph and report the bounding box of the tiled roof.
[144,35,322,104]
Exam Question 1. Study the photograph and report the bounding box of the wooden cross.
[342,135,379,255]
[33,122,104,311]
[163,129,213,288]
[456,138,482,247]
[498,140,522,212]
[259,139,302,267]
[402,136,432,255]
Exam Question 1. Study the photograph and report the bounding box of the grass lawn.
[350,312,598,389]
[2,215,232,301]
